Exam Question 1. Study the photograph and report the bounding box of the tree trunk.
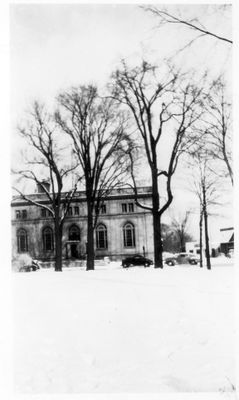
[153,211,163,268]
[151,166,163,268]
[202,186,211,270]
[86,201,95,271]
[180,234,185,252]
[55,220,63,271]
[222,136,233,186]
[199,206,203,268]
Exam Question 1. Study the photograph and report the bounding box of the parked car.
[19,259,41,272]
[226,249,234,258]
[164,252,199,266]
[122,254,153,268]
[162,252,175,261]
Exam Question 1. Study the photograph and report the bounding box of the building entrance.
[71,243,78,258]
[66,241,81,259]
[66,225,81,259]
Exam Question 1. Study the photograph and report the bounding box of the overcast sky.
[9,3,233,239]
[10,3,232,122]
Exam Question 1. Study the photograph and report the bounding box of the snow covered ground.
[13,260,236,394]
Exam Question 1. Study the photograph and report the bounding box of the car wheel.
[144,262,150,268]
[167,260,175,266]
[190,260,197,265]
[122,263,128,268]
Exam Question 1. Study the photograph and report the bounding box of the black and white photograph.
[1,1,237,398]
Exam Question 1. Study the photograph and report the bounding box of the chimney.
[37,180,50,193]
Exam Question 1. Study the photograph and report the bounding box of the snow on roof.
[220,229,234,244]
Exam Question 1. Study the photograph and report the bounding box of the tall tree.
[190,152,221,270]
[111,61,204,268]
[161,220,194,254]
[55,85,131,271]
[198,204,204,268]
[13,102,81,271]
[171,211,192,252]
[205,77,233,185]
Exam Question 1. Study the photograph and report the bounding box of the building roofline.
[11,186,152,207]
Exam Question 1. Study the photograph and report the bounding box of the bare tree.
[190,151,221,270]
[161,220,194,253]
[13,102,81,271]
[204,78,233,185]
[171,211,192,252]
[55,85,131,271]
[111,61,204,268]
[144,5,232,45]
[198,204,204,268]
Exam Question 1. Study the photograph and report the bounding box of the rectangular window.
[19,236,27,252]
[122,203,127,213]
[98,231,107,248]
[101,204,106,214]
[17,231,28,253]
[68,207,73,216]
[121,203,134,213]
[41,208,47,217]
[15,210,21,219]
[74,206,79,215]
[125,230,133,247]
[123,224,135,247]
[45,237,52,251]
[96,228,108,249]
[22,210,27,219]
[43,229,54,251]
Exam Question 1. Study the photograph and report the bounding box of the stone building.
[11,185,154,262]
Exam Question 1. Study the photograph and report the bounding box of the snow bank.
[13,263,236,394]
[12,253,33,272]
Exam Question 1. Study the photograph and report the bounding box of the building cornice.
[11,187,152,207]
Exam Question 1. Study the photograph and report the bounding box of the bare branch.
[144,6,232,44]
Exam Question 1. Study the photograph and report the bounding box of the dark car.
[165,253,199,266]
[19,260,41,272]
[122,254,153,268]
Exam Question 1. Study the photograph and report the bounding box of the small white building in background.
[185,241,220,257]
[185,242,200,255]
[186,227,234,258]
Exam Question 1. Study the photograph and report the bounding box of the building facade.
[11,186,154,262]
[220,227,234,255]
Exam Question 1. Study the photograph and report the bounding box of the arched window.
[123,223,135,247]
[42,227,54,251]
[17,228,28,253]
[69,225,80,241]
[96,224,108,249]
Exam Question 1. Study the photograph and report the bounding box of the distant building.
[11,185,154,262]
[185,241,220,258]
[185,241,201,256]
[220,227,234,255]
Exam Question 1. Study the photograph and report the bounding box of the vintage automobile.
[19,259,41,272]
[164,252,200,266]
[122,254,153,268]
